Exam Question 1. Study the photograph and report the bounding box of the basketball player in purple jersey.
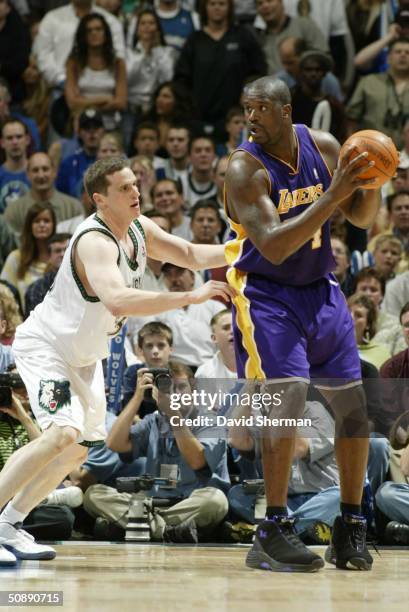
[225,76,379,572]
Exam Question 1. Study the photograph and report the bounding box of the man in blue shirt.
[56,109,105,198]
[0,119,30,213]
[83,362,229,542]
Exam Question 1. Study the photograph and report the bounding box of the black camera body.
[116,475,176,493]
[144,367,172,397]
[0,371,24,410]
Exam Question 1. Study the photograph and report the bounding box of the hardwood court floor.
[1,543,408,612]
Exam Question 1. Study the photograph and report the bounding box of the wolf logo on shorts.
[38,380,71,415]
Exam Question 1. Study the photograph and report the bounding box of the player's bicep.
[140,215,190,263]
[76,233,126,304]
[226,158,281,247]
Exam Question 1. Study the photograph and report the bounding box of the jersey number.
[311,228,322,250]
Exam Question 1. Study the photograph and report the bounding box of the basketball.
[339,130,399,190]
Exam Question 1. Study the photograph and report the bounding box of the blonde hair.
[0,286,22,339]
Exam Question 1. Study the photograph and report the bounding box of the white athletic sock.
[0,502,27,526]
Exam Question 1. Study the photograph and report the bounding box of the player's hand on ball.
[189,280,236,304]
[329,150,376,201]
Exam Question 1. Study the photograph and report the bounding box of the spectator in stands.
[159,262,225,368]
[190,200,222,246]
[130,154,156,212]
[132,121,165,171]
[0,218,15,275]
[399,117,409,167]
[384,268,409,318]
[368,191,409,274]
[36,0,125,89]
[0,1,30,103]
[331,235,355,297]
[184,136,217,208]
[379,301,409,437]
[175,0,267,139]
[346,38,409,149]
[0,285,22,344]
[0,80,41,153]
[348,292,391,370]
[96,0,122,17]
[195,309,236,379]
[152,0,199,54]
[21,55,50,149]
[0,119,30,214]
[373,235,403,283]
[24,233,71,318]
[1,202,56,308]
[65,12,127,131]
[290,50,347,142]
[84,361,229,543]
[4,152,83,242]
[277,36,343,102]
[152,178,191,240]
[253,0,328,75]
[156,124,191,186]
[283,0,350,76]
[215,106,245,157]
[143,81,196,153]
[56,108,105,198]
[346,0,385,59]
[353,267,406,356]
[353,2,409,74]
[96,131,125,158]
[126,7,175,136]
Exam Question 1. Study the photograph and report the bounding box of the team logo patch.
[38,380,71,414]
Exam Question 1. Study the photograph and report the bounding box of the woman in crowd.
[0,286,22,345]
[143,81,195,153]
[126,9,175,125]
[1,203,56,309]
[65,13,127,131]
[348,293,391,370]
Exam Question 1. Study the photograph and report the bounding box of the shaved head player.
[225,76,379,572]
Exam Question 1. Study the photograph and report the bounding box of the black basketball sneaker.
[325,514,373,570]
[246,516,325,573]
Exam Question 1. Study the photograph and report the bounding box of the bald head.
[243,77,291,107]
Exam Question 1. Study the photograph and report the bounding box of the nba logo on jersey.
[313,168,319,180]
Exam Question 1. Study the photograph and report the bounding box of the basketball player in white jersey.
[0,157,234,566]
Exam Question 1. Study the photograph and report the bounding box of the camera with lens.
[144,367,172,398]
[116,475,178,541]
[395,8,409,30]
[0,371,24,412]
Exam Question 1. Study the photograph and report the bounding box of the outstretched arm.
[75,232,234,318]
[225,146,374,266]
[140,215,227,270]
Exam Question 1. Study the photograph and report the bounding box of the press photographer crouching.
[0,357,76,550]
[83,361,230,543]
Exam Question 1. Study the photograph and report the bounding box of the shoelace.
[277,519,307,550]
[348,520,380,558]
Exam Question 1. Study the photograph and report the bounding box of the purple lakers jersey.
[225,124,336,285]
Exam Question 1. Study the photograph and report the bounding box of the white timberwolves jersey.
[15,214,146,367]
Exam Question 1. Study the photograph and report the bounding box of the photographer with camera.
[83,361,230,543]
[346,37,409,149]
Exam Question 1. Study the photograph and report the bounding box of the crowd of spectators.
[1,0,409,546]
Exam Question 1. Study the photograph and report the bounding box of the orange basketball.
[339,130,399,190]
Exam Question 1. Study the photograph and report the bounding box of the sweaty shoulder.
[309,128,340,173]
[227,150,270,188]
